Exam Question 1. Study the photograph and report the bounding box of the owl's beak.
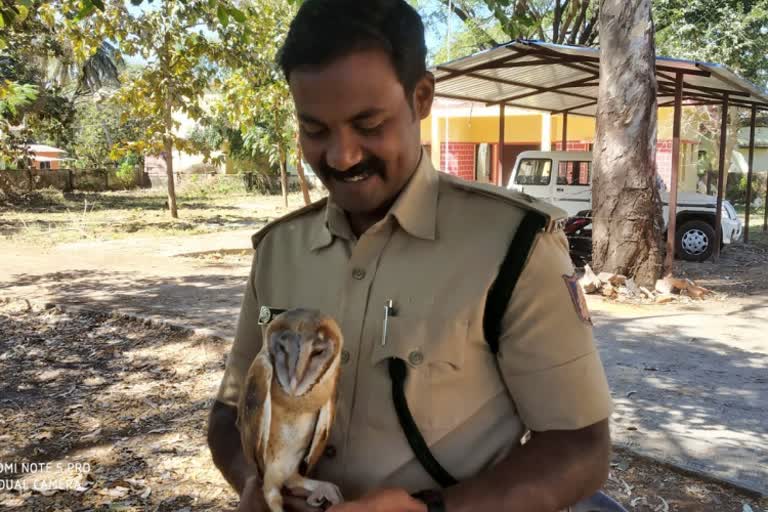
[291,345,313,394]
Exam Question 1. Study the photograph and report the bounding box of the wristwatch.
[412,489,446,512]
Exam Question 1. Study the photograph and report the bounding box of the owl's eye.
[311,348,325,357]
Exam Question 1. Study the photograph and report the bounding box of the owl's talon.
[306,482,343,508]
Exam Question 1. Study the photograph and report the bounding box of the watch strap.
[412,489,446,512]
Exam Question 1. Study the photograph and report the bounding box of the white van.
[507,151,743,261]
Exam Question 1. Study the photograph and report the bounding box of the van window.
[514,159,552,185]
[557,161,591,186]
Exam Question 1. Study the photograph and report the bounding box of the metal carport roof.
[432,40,768,116]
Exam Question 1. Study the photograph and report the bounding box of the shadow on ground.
[0,270,247,337]
[593,310,768,494]
[0,305,238,510]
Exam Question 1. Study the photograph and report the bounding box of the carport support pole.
[713,94,729,262]
[744,105,757,242]
[497,103,505,186]
[664,73,683,275]
[562,112,568,151]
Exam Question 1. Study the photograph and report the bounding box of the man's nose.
[326,131,363,171]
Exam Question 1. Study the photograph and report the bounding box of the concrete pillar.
[541,113,552,151]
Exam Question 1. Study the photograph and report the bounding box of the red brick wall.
[441,142,475,182]
[656,140,673,188]
[553,141,592,151]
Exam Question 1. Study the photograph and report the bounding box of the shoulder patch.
[441,174,567,233]
[251,197,328,249]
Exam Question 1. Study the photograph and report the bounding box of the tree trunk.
[161,28,178,219]
[592,0,663,286]
[279,149,288,208]
[164,136,179,218]
[295,140,311,206]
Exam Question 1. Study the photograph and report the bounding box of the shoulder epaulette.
[251,197,328,249]
[444,175,567,233]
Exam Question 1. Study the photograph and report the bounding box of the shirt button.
[352,268,366,280]
[324,445,337,458]
[408,350,424,366]
[341,350,350,364]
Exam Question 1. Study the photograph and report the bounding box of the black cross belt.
[388,357,458,488]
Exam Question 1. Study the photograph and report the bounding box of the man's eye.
[301,125,326,138]
[357,123,384,136]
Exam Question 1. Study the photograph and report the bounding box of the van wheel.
[676,220,715,262]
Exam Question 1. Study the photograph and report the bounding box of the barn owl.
[237,308,344,512]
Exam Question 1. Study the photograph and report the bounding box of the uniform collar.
[310,148,439,251]
[387,148,438,241]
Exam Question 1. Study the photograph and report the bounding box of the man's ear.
[413,72,435,121]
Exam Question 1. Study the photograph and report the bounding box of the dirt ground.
[675,240,768,297]
[1,300,766,512]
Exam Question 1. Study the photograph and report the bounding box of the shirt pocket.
[367,312,469,432]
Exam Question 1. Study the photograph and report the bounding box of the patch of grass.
[176,174,250,200]
[0,187,325,247]
[737,208,768,247]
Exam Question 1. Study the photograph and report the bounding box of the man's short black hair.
[278,0,428,101]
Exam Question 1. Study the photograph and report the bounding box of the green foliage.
[654,0,768,89]
[726,170,768,206]
[0,80,38,116]
[209,0,299,177]
[114,152,140,187]
[1,0,122,166]
[70,92,149,168]
[0,80,38,168]
[415,0,599,65]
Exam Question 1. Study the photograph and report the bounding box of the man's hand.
[237,476,323,512]
[327,488,426,512]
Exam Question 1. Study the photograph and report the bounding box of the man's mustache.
[317,157,386,181]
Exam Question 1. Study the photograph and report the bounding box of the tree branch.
[553,0,562,41]
[567,0,591,45]
[578,8,599,46]
[557,1,578,44]
[440,0,499,48]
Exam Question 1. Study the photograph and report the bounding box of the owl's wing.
[303,397,335,472]
[237,351,272,476]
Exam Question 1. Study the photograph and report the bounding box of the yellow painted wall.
[421,114,543,144]
[657,107,700,141]
[549,115,596,143]
[422,108,699,146]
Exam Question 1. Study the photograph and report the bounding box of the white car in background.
[507,151,743,262]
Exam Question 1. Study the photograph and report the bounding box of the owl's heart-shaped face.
[266,309,342,396]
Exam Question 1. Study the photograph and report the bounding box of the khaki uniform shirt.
[215,149,613,499]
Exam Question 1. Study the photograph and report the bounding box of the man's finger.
[285,486,311,498]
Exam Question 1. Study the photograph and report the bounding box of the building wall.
[440,142,475,181]
[145,149,225,176]
[735,147,768,172]
[421,114,543,144]
[422,108,702,191]
[33,151,62,170]
[549,115,597,145]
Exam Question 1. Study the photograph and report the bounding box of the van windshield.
[514,159,552,185]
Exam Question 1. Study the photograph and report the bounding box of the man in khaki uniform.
[208,1,614,511]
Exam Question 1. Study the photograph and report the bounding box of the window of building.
[39,161,52,170]
[514,159,552,185]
